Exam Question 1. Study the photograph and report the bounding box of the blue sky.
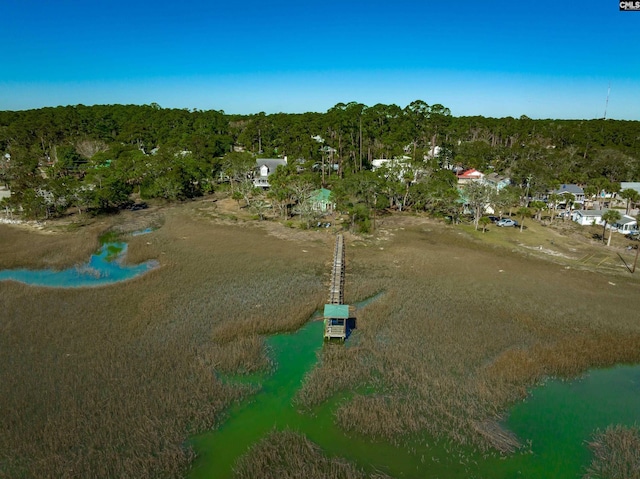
[1,0,639,119]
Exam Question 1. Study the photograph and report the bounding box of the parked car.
[626,231,640,241]
[497,218,518,227]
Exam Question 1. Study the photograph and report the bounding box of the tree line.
[1,102,639,227]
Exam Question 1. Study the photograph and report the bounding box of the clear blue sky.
[1,0,639,119]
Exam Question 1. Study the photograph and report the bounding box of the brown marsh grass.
[0,205,327,478]
[0,221,102,269]
[296,223,640,453]
[583,425,640,479]
[3,206,640,477]
[233,429,391,479]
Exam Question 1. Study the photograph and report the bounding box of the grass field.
[2,201,640,477]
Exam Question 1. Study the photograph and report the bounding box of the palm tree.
[479,216,491,233]
[517,206,530,232]
[562,192,575,220]
[547,193,562,221]
[620,188,640,215]
[529,200,546,222]
[601,209,622,246]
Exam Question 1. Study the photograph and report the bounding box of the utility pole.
[603,83,610,120]
[359,115,363,172]
[524,175,532,206]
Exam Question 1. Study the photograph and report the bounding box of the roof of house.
[371,156,411,169]
[621,182,640,194]
[614,215,638,225]
[573,209,607,217]
[311,188,332,202]
[457,168,484,179]
[484,172,509,183]
[554,184,584,195]
[256,158,287,176]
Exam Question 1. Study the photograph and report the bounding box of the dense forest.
[1,102,639,226]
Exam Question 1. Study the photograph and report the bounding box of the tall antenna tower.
[603,83,610,120]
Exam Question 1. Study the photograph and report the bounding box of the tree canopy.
[0,102,638,221]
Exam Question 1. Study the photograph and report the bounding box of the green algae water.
[189,315,640,478]
[0,242,158,287]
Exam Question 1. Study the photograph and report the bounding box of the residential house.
[310,188,334,214]
[253,158,287,188]
[571,209,607,226]
[371,156,416,182]
[612,215,638,234]
[553,184,585,206]
[456,168,484,185]
[571,209,636,233]
[483,173,510,191]
[620,182,640,195]
[620,182,640,214]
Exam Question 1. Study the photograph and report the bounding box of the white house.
[571,209,607,226]
[371,156,415,182]
[612,215,638,234]
[254,158,287,188]
[572,209,637,233]
[456,168,484,185]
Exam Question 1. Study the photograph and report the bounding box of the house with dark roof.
[553,184,585,205]
[253,158,287,188]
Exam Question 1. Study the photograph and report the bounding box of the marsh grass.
[0,223,103,269]
[583,425,640,479]
[0,208,327,478]
[297,225,640,453]
[233,429,391,479]
[4,208,640,477]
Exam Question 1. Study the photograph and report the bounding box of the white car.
[496,218,518,227]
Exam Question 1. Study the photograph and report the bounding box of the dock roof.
[324,304,350,319]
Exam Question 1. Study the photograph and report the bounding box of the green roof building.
[310,188,334,213]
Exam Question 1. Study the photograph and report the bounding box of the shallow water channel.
[189,301,640,479]
[0,241,158,287]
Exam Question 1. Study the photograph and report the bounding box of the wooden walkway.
[329,233,345,305]
[324,234,351,341]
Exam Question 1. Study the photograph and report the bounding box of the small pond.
[0,242,158,288]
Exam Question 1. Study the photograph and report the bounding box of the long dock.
[329,233,345,305]
[324,234,351,340]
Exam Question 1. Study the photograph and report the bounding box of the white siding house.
[254,158,287,188]
[612,215,638,234]
[572,209,637,233]
[572,209,606,226]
